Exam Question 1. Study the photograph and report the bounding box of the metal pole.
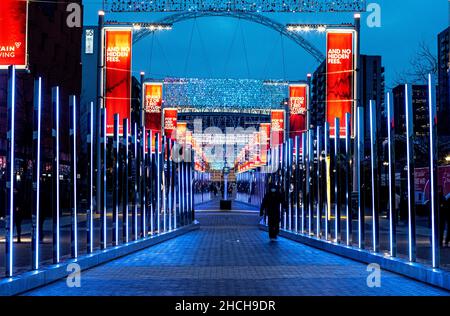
[96,11,105,251]
[405,84,416,262]
[88,102,94,253]
[122,119,129,243]
[308,130,314,235]
[301,133,306,235]
[52,86,60,264]
[142,127,147,237]
[334,118,341,243]
[32,77,42,270]
[155,133,161,233]
[316,126,322,238]
[353,13,361,193]
[345,113,352,246]
[6,66,16,276]
[101,108,107,249]
[162,135,167,232]
[133,123,138,240]
[324,122,330,240]
[307,74,312,130]
[369,100,380,252]
[295,135,300,233]
[148,131,154,234]
[428,74,440,268]
[387,92,397,257]
[357,106,365,249]
[70,95,78,258]
[167,138,172,231]
[113,114,120,246]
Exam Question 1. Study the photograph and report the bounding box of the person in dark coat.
[260,183,286,241]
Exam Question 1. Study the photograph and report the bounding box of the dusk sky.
[83,0,449,89]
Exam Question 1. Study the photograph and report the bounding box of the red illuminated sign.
[163,108,178,139]
[270,110,285,147]
[326,30,355,137]
[105,28,132,135]
[0,1,28,69]
[289,84,308,138]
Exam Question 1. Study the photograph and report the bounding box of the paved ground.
[24,212,450,296]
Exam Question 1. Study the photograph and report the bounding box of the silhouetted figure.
[439,189,450,247]
[260,184,286,241]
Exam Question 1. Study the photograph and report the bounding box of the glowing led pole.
[162,135,167,232]
[294,135,300,233]
[141,127,147,236]
[101,108,107,249]
[387,92,397,257]
[288,138,293,231]
[52,86,61,264]
[113,114,120,246]
[324,122,330,240]
[369,100,379,252]
[177,153,183,227]
[428,74,440,268]
[32,77,42,270]
[301,133,307,234]
[88,102,94,253]
[132,123,138,240]
[6,66,16,276]
[405,84,416,262]
[167,139,173,231]
[308,130,314,235]
[316,126,323,238]
[356,106,365,249]
[155,133,161,233]
[70,95,78,258]
[334,118,341,243]
[344,113,352,246]
[148,131,154,234]
[123,119,129,243]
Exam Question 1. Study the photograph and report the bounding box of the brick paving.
[24,212,450,296]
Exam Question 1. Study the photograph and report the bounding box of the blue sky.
[83,0,449,88]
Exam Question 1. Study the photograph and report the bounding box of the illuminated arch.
[133,11,325,63]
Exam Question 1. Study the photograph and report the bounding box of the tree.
[392,41,438,87]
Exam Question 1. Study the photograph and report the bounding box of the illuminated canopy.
[105,0,366,13]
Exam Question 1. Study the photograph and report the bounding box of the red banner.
[176,122,187,144]
[326,30,354,137]
[163,108,178,139]
[270,110,285,147]
[144,82,163,152]
[260,123,271,165]
[105,28,132,135]
[289,84,308,138]
[0,1,28,69]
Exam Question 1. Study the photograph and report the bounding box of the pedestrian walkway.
[24,212,449,296]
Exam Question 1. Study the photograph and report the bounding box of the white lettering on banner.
[327,48,351,65]
[290,96,306,115]
[145,95,162,113]
[106,46,131,63]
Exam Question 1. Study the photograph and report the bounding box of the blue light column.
[32,77,43,270]
[70,95,78,258]
[51,87,61,264]
[387,92,397,257]
[428,74,440,268]
[369,100,379,252]
[6,66,16,277]
[405,84,416,262]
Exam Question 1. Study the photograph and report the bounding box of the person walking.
[260,183,286,241]
[438,189,449,247]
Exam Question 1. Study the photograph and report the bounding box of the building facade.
[438,27,449,136]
